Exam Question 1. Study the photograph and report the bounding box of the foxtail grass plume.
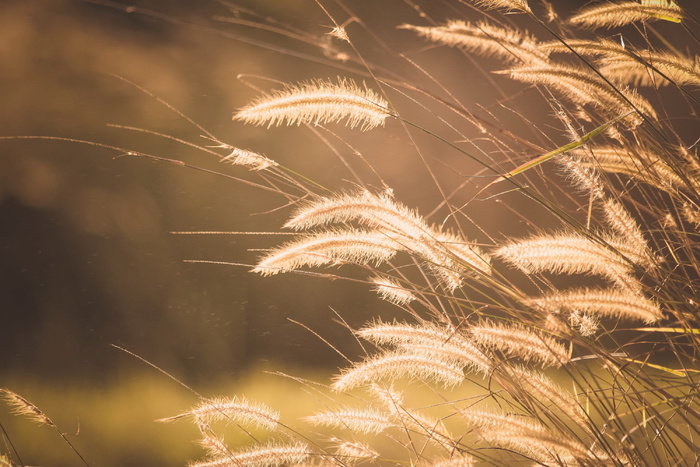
[1,388,55,428]
[543,38,700,88]
[526,287,663,323]
[599,49,700,88]
[233,78,390,131]
[332,439,379,462]
[502,366,589,429]
[431,455,476,467]
[502,63,657,124]
[569,0,684,29]
[541,37,636,57]
[572,145,690,193]
[221,148,277,171]
[188,442,309,467]
[470,321,569,367]
[281,190,491,290]
[252,229,400,276]
[401,20,548,64]
[465,0,531,13]
[601,197,650,259]
[331,351,466,392]
[198,434,232,459]
[461,409,605,464]
[283,190,430,235]
[158,396,280,431]
[306,408,394,434]
[358,320,492,375]
[495,232,641,287]
[370,276,417,306]
[556,153,606,200]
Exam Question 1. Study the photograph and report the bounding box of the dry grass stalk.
[394,408,456,450]
[365,386,455,449]
[434,231,492,276]
[233,78,390,131]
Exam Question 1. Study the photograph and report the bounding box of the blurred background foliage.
[0,0,647,464]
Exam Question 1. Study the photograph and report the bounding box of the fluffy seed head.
[401,20,547,64]
[305,408,394,434]
[252,229,400,276]
[234,78,390,131]
[158,396,280,431]
[0,389,55,428]
[371,276,417,306]
[470,321,569,367]
[526,287,663,323]
[188,442,309,467]
[222,148,277,171]
[569,1,684,29]
[332,351,465,392]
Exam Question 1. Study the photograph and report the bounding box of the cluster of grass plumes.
[7,0,699,466]
[149,0,700,466]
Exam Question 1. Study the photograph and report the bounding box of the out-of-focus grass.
[1,364,326,466]
[2,363,496,465]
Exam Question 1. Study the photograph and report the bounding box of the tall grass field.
[2,0,700,465]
